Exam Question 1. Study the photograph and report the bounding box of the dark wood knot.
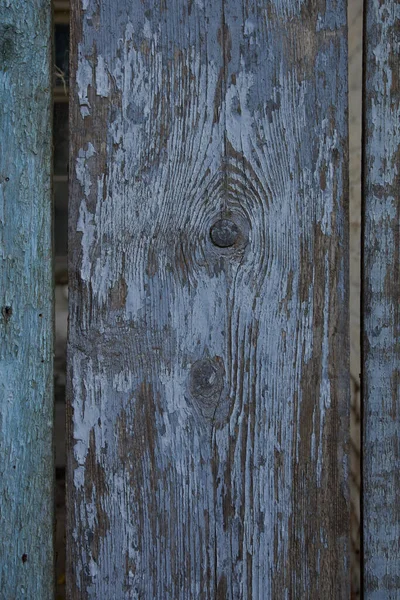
[210,219,240,248]
[0,26,17,67]
[189,357,225,417]
[2,305,12,322]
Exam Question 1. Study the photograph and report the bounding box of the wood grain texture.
[362,0,400,597]
[0,1,54,598]
[68,0,349,597]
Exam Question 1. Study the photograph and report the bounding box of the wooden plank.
[0,1,54,598]
[68,0,349,597]
[362,0,400,596]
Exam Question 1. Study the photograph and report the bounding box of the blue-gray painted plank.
[363,0,400,596]
[0,1,54,598]
[68,0,349,597]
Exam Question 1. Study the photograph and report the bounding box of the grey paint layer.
[68,0,349,597]
[0,1,54,598]
[363,0,400,597]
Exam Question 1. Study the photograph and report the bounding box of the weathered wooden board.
[362,0,400,596]
[68,0,349,597]
[0,1,53,598]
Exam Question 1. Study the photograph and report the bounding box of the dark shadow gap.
[53,1,69,598]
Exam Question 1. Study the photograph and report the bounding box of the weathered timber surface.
[362,0,400,597]
[68,0,349,597]
[0,1,54,598]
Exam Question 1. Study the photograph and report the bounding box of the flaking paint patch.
[225,65,255,154]
[125,277,145,319]
[159,364,190,427]
[76,199,95,282]
[244,18,256,36]
[76,143,96,197]
[74,465,85,489]
[72,355,100,470]
[95,56,110,97]
[143,18,152,40]
[315,119,338,236]
[77,43,93,117]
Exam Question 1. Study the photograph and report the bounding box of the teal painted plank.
[362,0,400,596]
[0,1,54,598]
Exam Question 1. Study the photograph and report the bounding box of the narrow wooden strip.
[68,0,349,597]
[362,0,400,596]
[0,1,54,598]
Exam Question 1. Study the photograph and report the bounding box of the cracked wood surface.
[0,1,53,598]
[68,0,349,597]
[362,0,400,596]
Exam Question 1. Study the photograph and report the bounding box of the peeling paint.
[77,43,93,117]
[95,55,110,98]
[363,0,400,595]
[69,0,349,597]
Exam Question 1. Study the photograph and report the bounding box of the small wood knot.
[190,359,222,398]
[21,554,28,563]
[2,305,12,321]
[189,358,225,417]
[0,26,16,67]
[210,219,240,248]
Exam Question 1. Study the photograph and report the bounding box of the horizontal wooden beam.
[54,0,70,24]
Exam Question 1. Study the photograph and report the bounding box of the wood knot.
[0,26,16,67]
[210,219,240,248]
[2,305,12,322]
[207,214,249,257]
[189,357,225,418]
